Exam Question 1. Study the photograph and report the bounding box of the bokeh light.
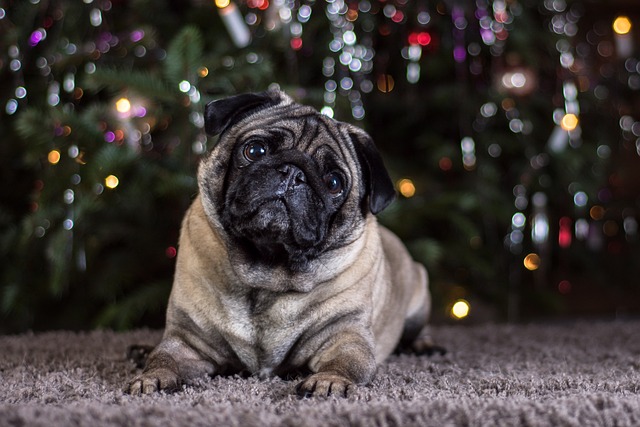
[590,205,605,220]
[439,157,452,171]
[48,150,61,165]
[613,16,632,35]
[320,106,334,118]
[377,74,394,93]
[559,217,572,248]
[115,97,131,114]
[451,300,470,319]
[166,246,177,258]
[105,175,119,189]
[397,178,416,198]
[560,113,579,131]
[290,37,303,50]
[178,81,191,93]
[215,0,231,8]
[523,253,541,271]
[558,280,572,295]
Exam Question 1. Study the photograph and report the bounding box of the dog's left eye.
[243,141,267,161]
[324,172,344,195]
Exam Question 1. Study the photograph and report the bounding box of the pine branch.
[164,26,204,84]
[46,228,72,296]
[14,109,54,147]
[82,68,176,103]
[85,143,139,182]
[94,280,170,330]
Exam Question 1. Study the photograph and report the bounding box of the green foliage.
[1,0,638,331]
[165,26,204,84]
[0,1,275,333]
[83,69,176,103]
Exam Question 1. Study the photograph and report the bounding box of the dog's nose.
[277,164,306,183]
[276,164,306,194]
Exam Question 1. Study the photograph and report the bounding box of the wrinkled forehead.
[228,104,349,152]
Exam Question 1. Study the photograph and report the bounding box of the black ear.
[350,131,396,214]
[204,92,278,136]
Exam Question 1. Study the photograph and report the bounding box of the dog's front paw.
[409,336,447,356]
[126,368,181,396]
[295,371,353,398]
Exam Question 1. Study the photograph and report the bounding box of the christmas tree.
[1,0,639,333]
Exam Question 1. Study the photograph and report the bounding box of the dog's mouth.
[222,192,328,268]
[237,196,321,241]
[244,198,291,235]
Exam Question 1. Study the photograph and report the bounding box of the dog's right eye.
[243,141,267,161]
[324,172,344,196]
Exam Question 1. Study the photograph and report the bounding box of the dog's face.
[200,90,395,273]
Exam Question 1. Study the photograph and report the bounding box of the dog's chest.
[222,290,309,374]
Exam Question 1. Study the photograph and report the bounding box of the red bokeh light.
[290,37,303,50]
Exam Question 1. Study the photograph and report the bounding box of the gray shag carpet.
[1,321,640,427]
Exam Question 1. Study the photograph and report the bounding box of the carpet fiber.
[1,321,639,426]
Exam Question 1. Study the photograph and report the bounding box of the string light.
[439,157,453,171]
[320,106,334,118]
[451,300,470,319]
[377,74,395,93]
[165,246,177,258]
[115,97,131,114]
[461,137,476,170]
[531,192,549,245]
[215,0,251,48]
[105,175,119,189]
[560,113,579,131]
[612,16,634,58]
[523,253,541,271]
[48,150,61,165]
[590,205,605,220]
[558,280,572,294]
[613,16,632,35]
[559,217,572,248]
[397,179,416,198]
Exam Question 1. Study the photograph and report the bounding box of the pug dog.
[126,89,433,398]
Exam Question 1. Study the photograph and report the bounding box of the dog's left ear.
[349,130,396,215]
[204,91,279,136]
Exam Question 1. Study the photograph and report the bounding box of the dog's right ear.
[349,129,396,215]
[204,91,279,136]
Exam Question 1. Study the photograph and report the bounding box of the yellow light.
[613,16,632,35]
[590,205,605,221]
[523,253,541,271]
[377,74,395,93]
[105,175,119,189]
[215,0,231,8]
[560,113,579,131]
[198,67,209,77]
[115,97,131,114]
[451,300,470,319]
[397,178,416,198]
[48,150,61,165]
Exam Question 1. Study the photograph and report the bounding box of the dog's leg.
[296,331,376,398]
[404,326,447,356]
[126,336,215,395]
[395,304,447,356]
